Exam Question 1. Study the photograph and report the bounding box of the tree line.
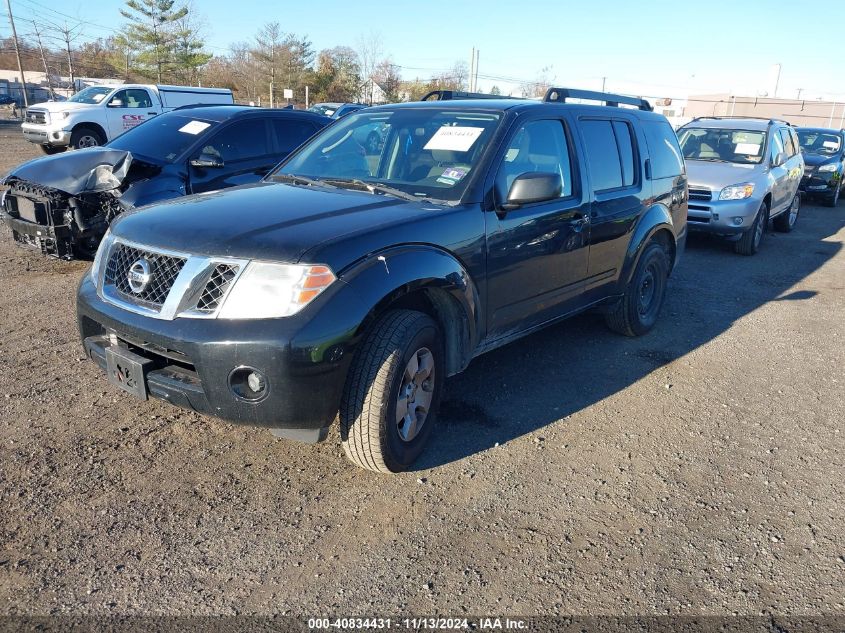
[2,0,480,105]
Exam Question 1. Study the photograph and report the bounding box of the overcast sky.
[4,0,843,102]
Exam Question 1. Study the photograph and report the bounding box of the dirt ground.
[0,126,843,618]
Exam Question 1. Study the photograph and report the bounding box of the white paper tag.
[424,126,484,152]
[735,143,760,155]
[822,140,840,149]
[179,120,211,135]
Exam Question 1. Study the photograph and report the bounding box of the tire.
[69,126,104,150]
[39,144,66,155]
[734,201,768,256]
[824,185,840,208]
[340,309,444,473]
[605,239,671,337]
[774,193,800,232]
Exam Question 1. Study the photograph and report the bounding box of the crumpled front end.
[1,149,159,259]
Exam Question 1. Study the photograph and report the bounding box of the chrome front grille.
[97,238,247,320]
[25,109,47,125]
[104,244,186,308]
[688,187,712,201]
[195,264,239,313]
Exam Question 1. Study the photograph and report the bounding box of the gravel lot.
[0,126,843,618]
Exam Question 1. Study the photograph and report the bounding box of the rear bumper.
[21,123,70,146]
[76,275,355,442]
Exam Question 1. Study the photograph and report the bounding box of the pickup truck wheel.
[774,193,800,232]
[340,309,444,473]
[605,240,670,337]
[365,131,381,154]
[69,127,104,150]
[734,201,767,255]
[39,145,65,155]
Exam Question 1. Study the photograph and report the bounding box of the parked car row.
[1,86,840,473]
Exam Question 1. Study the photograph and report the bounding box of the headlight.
[90,229,114,285]
[719,183,755,200]
[217,262,335,319]
[817,163,838,173]
[56,111,70,120]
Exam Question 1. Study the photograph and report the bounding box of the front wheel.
[605,239,671,337]
[340,309,444,473]
[69,126,105,150]
[774,193,800,232]
[734,201,768,255]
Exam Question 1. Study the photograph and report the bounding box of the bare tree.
[29,21,55,99]
[356,30,383,104]
[43,18,85,92]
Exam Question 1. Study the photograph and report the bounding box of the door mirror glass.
[190,153,224,169]
[108,99,124,108]
[772,151,787,167]
[503,172,562,210]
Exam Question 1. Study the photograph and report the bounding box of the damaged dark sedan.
[0,105,330,258]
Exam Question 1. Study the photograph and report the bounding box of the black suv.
[796,127,845,206]
[77,88,688,472]
[1,105,329,258]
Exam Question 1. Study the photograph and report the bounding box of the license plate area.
[106,345,152,400]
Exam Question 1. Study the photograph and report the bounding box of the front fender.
[619,203,675,286]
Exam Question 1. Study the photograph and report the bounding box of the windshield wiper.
[270,173,337,188]
[323,178,421,202]
[689,157,727,163]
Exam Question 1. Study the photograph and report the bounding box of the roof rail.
[543,87,652,111]
[690,115,790,126]
[420,90,519,101]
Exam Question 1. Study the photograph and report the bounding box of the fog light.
[228,366,268,402]
[732,217,744,226]
[52,132,61,140]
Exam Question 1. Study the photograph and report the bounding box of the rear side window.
[272,119,319,154]
[612,121,636,187]
[581,120,623,191]
[643,120,684,179]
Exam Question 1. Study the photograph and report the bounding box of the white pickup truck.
[21,84,234,154]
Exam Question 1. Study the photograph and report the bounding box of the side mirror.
[501,172,562,211]
[772,151,787,167]
[190,154,224,169]
[108,99,124,108]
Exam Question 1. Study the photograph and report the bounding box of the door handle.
[147,112,157,116]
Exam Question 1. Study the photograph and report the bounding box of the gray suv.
[677,117,804,255]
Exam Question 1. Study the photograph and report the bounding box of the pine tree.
[120,0,188,82]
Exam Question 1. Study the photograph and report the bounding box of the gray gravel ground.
[0,128,843,617]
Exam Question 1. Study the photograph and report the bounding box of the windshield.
[271,108,502,202]
[67,86,114,105]
[108,114,218,163]
[307,104,340,116]
[797,129,843,155]
[678,127,767,164]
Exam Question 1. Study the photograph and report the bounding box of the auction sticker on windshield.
[179,121,211,135]
[424,126,484,152]
[735,143,760,155]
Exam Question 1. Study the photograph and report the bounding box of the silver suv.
[677,117,804,255]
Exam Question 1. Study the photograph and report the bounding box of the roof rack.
[543,87,652,111]
[690,116,790,126]
[420,90,519,101]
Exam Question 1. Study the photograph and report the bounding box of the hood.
[685,159,761,191]
[801,152,840,167]
[111,181,447,263]
[27,100,104,113]
[5,147,133,195]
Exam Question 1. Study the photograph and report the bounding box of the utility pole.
[474,49,479,93]
[602,76,607,92]
[31,21,55,100]
[469,47,475,92]
[6,0,29,108]
[796,88,802,100]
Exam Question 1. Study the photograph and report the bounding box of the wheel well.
[71,122,106,143]
[762,192,772,212]
[651,228,677,270]
[367,287,471,376]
